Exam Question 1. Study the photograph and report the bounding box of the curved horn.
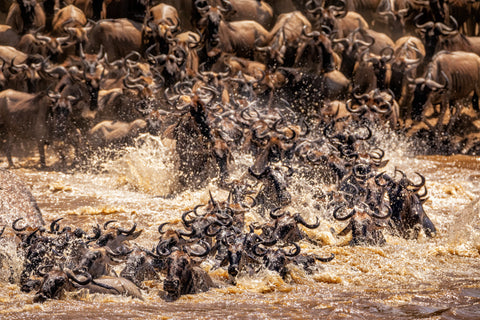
[369,148,385,161]
[315,253,335,262]
[369,204,392,219]
[408,172,426,190]
[425,75,447,90]
[270,207,285,219]
[346,99,368,114]
[370,101,392,114]
[12,218,27,232]
[353,163,370,180]
[37,265,53,277]
[103,220,117,230]
[204,221,224,237]
[87,224,101,241]
[182,210,196,227]
[380,46,394,62]
[117,223,137,235]
[66,269,92,285]
[333,205,355,221]
[355,126,372,140]
[49,218,63,234]
[35,32,51,43]
[187,239,211,257]
[179,228,195,238]
[158,222,170,235]
[25,228,40,245]
[156,242,173,256]
[284,242,301,257]
[294,214,320,229]
[252,243,268,257]
[414,13,434,30]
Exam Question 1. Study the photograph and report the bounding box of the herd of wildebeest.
[0,0,477,303]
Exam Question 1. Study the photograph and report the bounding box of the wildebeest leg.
[38,140,46,167]
[445,102,463,134]
[71,129,86,167]
[473,92,479,113]
[434,98,449,134]
[5,135,14,167]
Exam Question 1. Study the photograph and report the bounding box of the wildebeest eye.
[55,277,66,286]
[180,258,188,268]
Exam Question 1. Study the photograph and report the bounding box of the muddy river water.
[1,132,480,319]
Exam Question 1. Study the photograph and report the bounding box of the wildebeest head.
[98,221,142,248]
[161,241,210,301]
[47,92,75,137]
[376,170,435,239]
[16,0,38,33]
[79,44,105,110]
[296,27,336,73]
[410,68,448,121]
[120,248,160,287]
[249,166,292,213]
[33,268,91,303]
[197,1,227,55]
[415,14,457,60]
[268,209,320,243]
[156,222,190,255]
[75,246,127,279]
[334,201,391,246]
[253,242,301,278]
[221,234,246,278]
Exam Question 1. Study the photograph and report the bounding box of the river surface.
[1,132,480,319]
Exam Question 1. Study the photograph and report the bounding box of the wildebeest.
[197,3,270,61]
[376,169,436,239]
[33,268,142,302]
[6,0,46,34]
[85,18,143,60]
[158,244,214,301]
[0,25,21,47]
[120,247,160,287]
[86,119,148,150]
[33,268,92,302]
[334,201,390,246]
[257,11,312,68]
[142,3,180,55]
[410,51,480,133]
[0,89,79,167]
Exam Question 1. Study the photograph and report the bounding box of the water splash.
[100,134,179,196]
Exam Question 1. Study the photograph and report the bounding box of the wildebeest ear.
[190,257,203,266]
[47,91,61,100]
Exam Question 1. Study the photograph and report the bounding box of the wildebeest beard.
[18,0,37,32]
